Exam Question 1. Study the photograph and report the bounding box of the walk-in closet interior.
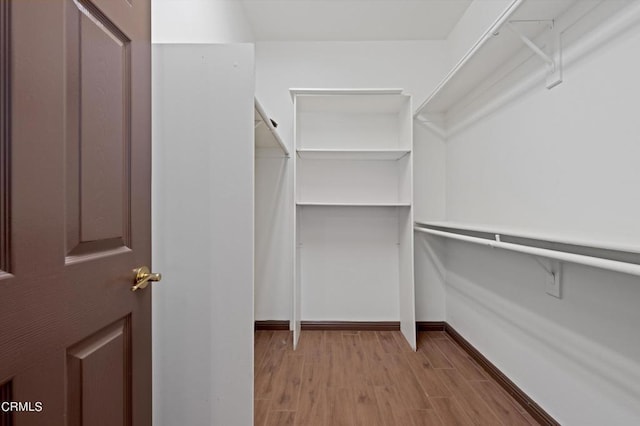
[152,1,640,424]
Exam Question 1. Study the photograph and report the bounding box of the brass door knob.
[132,266,162,292]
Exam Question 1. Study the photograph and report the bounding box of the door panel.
[0,0,151,424]
[65,0,133,260]
[67,317,131,426]
[78,9,128,244]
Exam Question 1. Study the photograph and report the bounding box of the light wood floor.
[254,330,540,426]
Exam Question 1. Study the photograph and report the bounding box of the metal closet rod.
[414,225,640,278]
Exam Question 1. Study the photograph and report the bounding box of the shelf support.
[532,256,562,298]
[496,232,561,298]
[506,20,562,89]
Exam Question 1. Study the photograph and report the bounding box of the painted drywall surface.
[413,122,447,321]
[152,44,254,426]
[413,122,446,224]
[446,243,640,425]
[414,233,447,321]
[152,0,254,43]
[442,18,640,425]
[299,206,402,321]
[255,155,292,320]
[446,23,640,246]
[254,40,449,321]
[446,0,511,68]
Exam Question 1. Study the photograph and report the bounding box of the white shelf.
[414,0,636,136]
[297,149,410,160]
[290,88,403,100]
[296,155,412,207]
[415,221,640,255]
[294,91,410,115]
[297,202,411,207]
[294,90,412,150]
[255,97,289,156]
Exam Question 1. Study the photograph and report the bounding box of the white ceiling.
[241,0,473,42]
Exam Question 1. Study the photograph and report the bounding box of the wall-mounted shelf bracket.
[532,256,562,298]
[545,260,562,299]
[506,20,562,89]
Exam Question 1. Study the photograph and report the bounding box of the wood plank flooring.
[255,330,540,426]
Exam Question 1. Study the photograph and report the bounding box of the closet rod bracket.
[500,231,563,298]
[544,260,562,299]
[506,19,562,89]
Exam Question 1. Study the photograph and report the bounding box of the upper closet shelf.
[290,88,403,100]
[415,221,640,278]
[416,221,640,255]
[296,149,410,160]
[255,97,289,157]
[414,0,638,137]
[291,89,409,114]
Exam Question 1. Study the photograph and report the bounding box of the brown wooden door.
[1,0,151,424]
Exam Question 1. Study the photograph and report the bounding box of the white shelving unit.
[414,0,636,137]
[291,89,416,350]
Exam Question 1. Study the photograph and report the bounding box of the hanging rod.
[414,225,640,278]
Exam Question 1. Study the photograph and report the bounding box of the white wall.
[152,0,254,43]
[254,155,291,320]
[254,40,450,321]
[446,20,640,246]
[413,122,447,321]
[152,44,255,426]
[413,123,447,224]
[439,13,640,425]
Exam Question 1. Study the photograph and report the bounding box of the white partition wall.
[292,89,415,349]
[152,44,255,426]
